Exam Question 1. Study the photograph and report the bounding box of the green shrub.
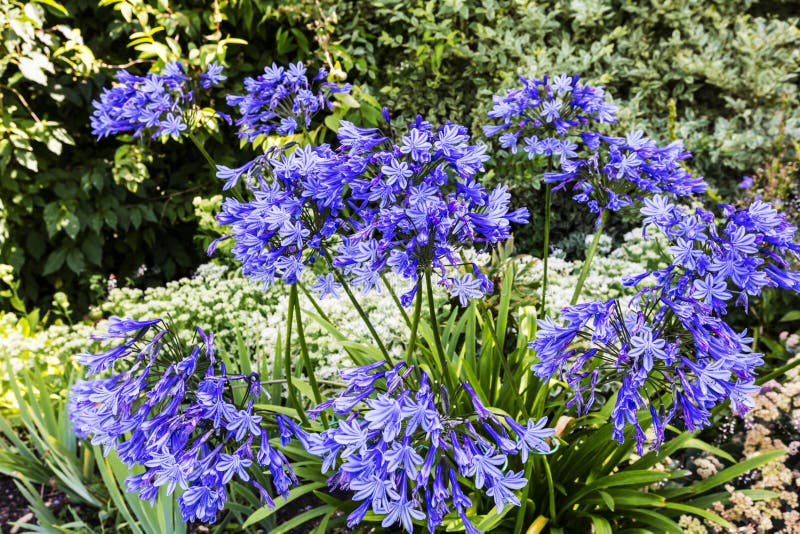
[328,0,800,253]
[0,0,331,314]
[5,0,798,311]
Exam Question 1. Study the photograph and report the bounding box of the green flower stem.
[756,355,800,385]
[406,277,424,362]
[542,456,557,523]
[291,284,326,428]
[514,447,536,533]
[570,210,608,306]
[381,273,411,328]
[333,270,394,367]
[188,133,216,172]
[425,269,456,393]
[283,289,309,426]
[541,184,551,312]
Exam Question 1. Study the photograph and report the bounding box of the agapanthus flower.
[69,319,296,523]
[541,132,706,216]
[636,196,800,312]
[484,73,618,139]
[226,62,351,141]
[331,116,529,304]
[485,75,706,219]
[200,61,227,89]
[282,360,555,533]
[212,143,348,287]
[90,61,224,140]
[530,197,800,452]
[529,290,762,452]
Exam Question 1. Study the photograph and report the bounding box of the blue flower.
[285,361,555,533]
[90,62,212,140]
[504,416,554,461]
[400,128,434,162]
[486,470,527,512]
[311,272,342,299]
[214,144,346,287]
[226,406,263,441]
[77,341,132,375]
[486,76,705,221]
[215,452,252,484]
[692,274,732,311]
[628,327,668,372]
[199,61,227,89]
[178,485,223,522]
[160,113,187,138]
[381,478,425,533]
[385,437,424,479]
[450,274,485,306]
[328,115,526,306]
[364,393,403,442]
[70,319,295,523]
[226,62,350,141]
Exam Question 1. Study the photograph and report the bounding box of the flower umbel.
[284,361,555,533]
[69,319,296,523]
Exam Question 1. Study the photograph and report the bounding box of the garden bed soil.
[0,475,31,533]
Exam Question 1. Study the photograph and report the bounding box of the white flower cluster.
[0,313,95,408]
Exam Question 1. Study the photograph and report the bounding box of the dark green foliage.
[329,0,800,253]
[0,0,329,314]
[3,0,799,312]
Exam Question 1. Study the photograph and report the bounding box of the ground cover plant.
[2,1,800,533]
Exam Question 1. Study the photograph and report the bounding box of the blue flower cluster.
[531,197,800,452]
[90,62,226,140]
[226,62,351,142]
[214,144,346,286]
[214,114,528,305]
[332,117,529,304]
[69,317,296,522]
[283,361,554,533]
[639,196,800,310]
[530,294,760,452]
[484,75,706,217]
[543,132,707,215]
[484,73,618,143]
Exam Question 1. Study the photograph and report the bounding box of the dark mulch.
[0,474,347,533]
[0,475,31,533]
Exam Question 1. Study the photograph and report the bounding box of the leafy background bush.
[0,0,329,313]
[330,0,800,255]
[2,0,799,315]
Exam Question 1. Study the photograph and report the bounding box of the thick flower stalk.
[69,317,297,523]
[283,360,555,533]
[90,61,226,140]
[331,116,529,305]
[226,62,351,141]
